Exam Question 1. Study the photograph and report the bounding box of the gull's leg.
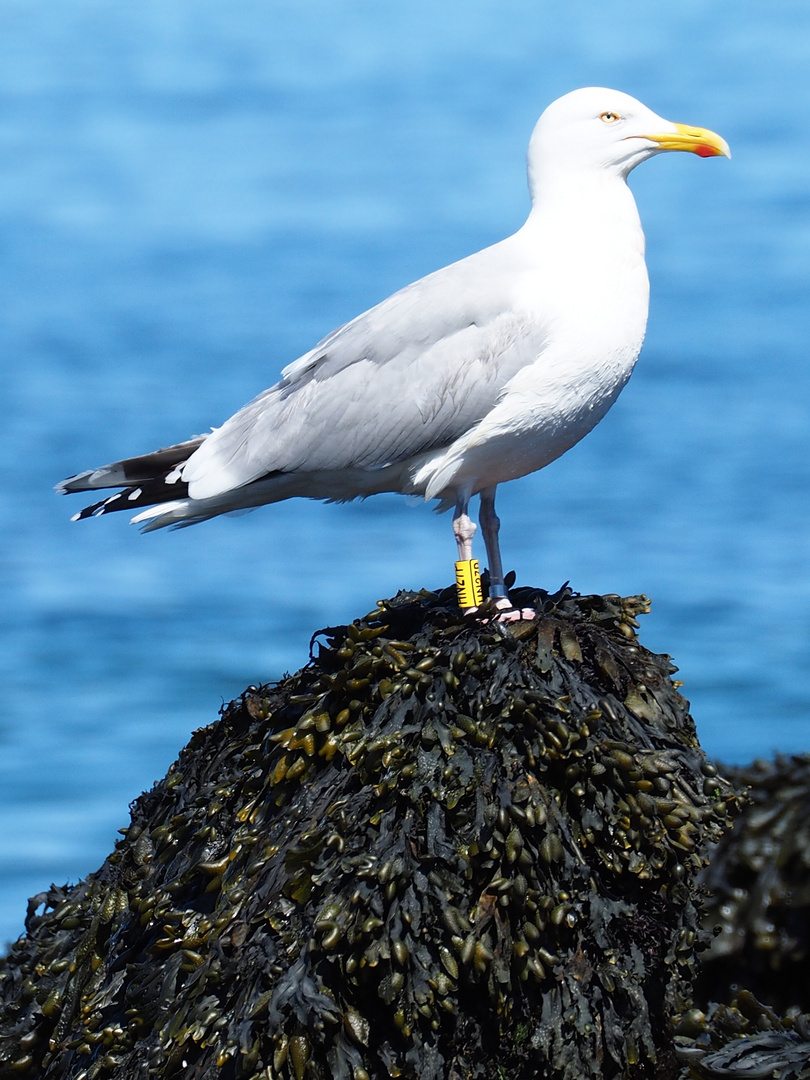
[479,485,535,621]
[479,486,506,600]
[453,494,483,610]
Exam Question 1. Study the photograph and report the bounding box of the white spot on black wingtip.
[128,488,143,501]
[70,511,81,522]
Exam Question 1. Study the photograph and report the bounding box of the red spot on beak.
[695,144,718,158]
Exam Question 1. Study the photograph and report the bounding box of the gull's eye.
[600,111,621,123]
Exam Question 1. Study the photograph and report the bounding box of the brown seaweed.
[674,755,810,1078]
[675,992,810,1079]
[696,754,810,1014]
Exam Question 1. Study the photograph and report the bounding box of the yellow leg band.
[455,559,483,609]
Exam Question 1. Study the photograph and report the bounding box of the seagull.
[57,88,729,613]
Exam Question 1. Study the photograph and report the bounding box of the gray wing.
[182,236,548,500]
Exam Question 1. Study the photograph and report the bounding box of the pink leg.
[453,497,476,561]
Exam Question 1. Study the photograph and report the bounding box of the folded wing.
[181,237,547,500]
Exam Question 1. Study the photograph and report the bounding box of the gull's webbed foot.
[491,595,536,622]
[463,595,536,623]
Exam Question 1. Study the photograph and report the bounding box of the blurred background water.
[0,0,808,948]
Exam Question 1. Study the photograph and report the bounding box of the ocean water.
[1,0,809,947]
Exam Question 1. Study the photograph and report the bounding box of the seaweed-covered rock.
[696,754,810,1015]
[0,585,736,1080]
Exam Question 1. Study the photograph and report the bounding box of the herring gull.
[57,88,729,612]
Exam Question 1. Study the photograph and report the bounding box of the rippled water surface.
[1,0,809,945]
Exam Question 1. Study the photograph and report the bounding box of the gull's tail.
[56,437,207,524]
[57,437,415,531]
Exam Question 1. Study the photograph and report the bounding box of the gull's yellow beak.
[641,122,731,159]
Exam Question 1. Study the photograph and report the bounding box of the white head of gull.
[57,88,729,616]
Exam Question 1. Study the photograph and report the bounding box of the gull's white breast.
[415,179,651,500]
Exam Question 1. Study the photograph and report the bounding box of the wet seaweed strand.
[0,585,737,1080]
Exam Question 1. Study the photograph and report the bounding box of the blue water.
[1,0,809,948]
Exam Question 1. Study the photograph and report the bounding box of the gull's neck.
[527,167,642,233]
[511,165,650,358]
[517,168,647,282]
